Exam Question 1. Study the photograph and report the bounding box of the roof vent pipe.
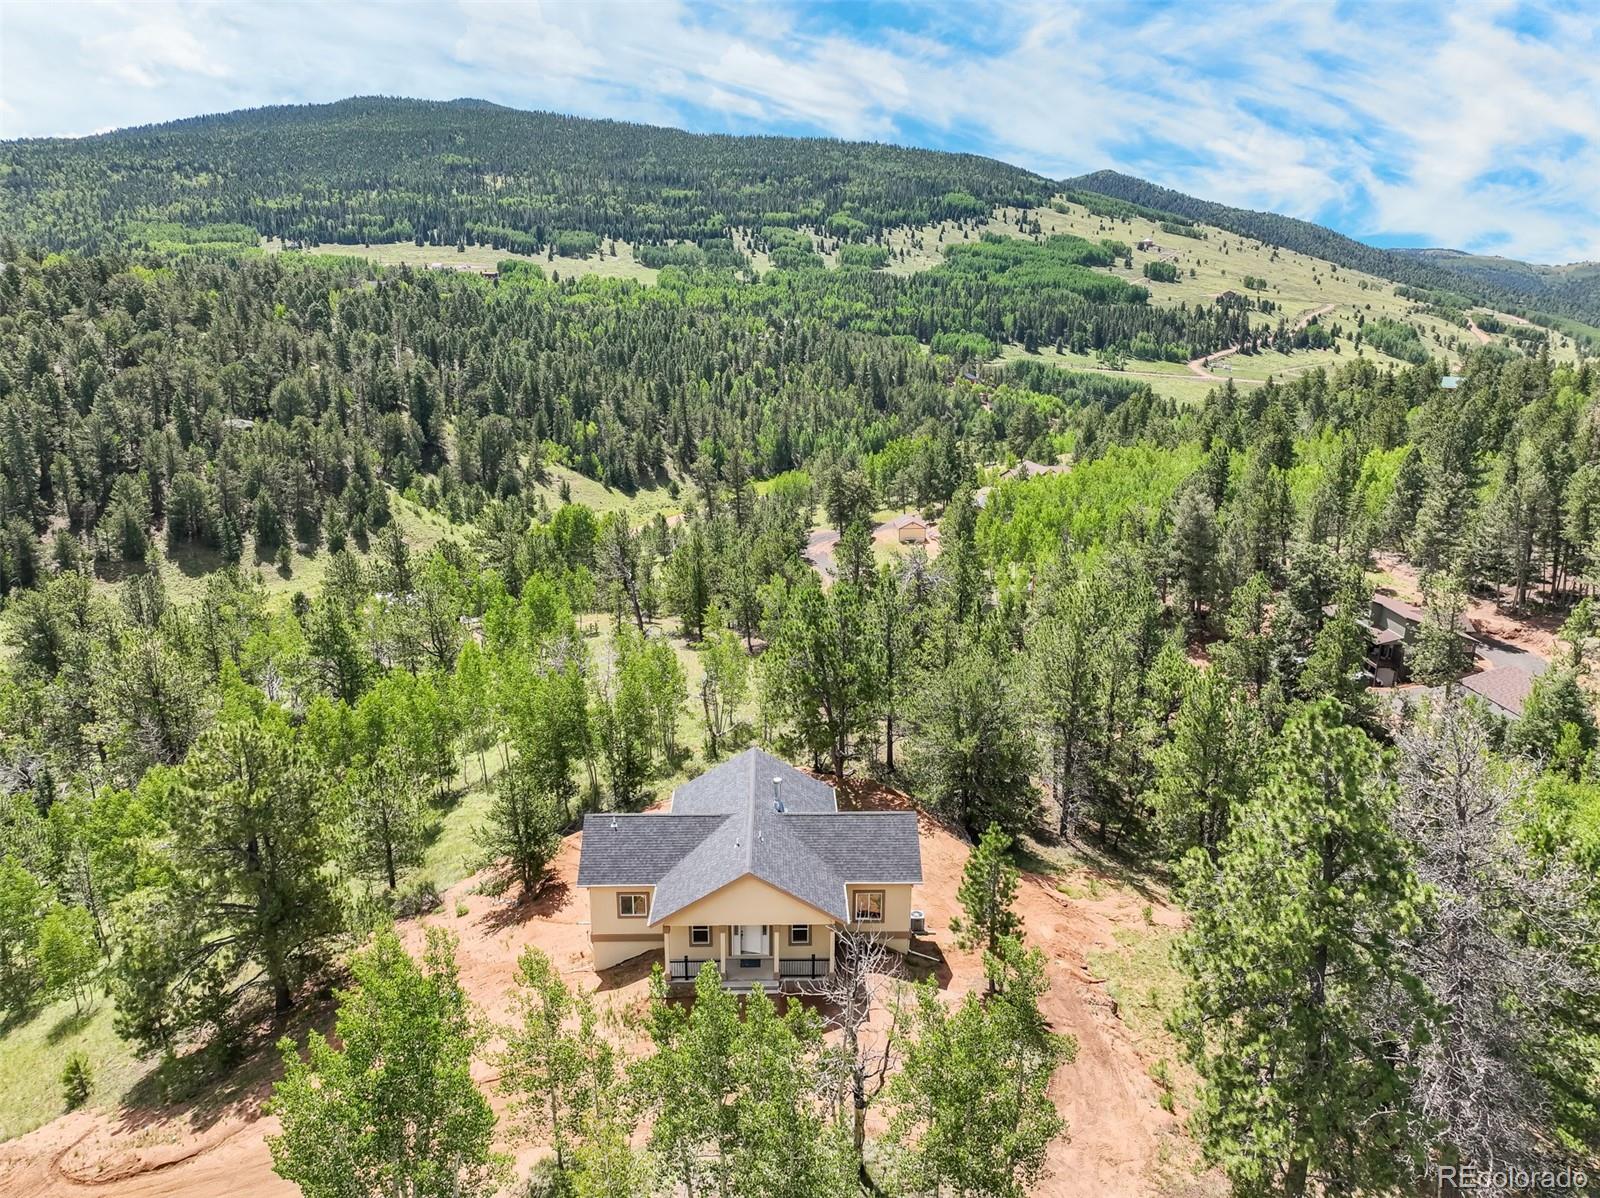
[772,776,784,813]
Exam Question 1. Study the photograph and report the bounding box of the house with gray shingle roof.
[577,747,922,986]
[1460,665,1535,719]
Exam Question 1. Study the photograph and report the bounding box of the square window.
[617,892,648,918]
[690,925,711,947]
[853,891,884,923]
[789,924,811,946]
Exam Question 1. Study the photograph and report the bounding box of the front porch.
[663,921,836,988]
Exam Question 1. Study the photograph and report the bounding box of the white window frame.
[689,925,712,947]
[853,890,884,923]
[789,924,811,946]
[617,892,648,918]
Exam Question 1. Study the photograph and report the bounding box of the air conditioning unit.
[909,910,926,935]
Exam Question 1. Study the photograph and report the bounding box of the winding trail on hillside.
[1466,317,1493,345]
[1187,301,1337,380]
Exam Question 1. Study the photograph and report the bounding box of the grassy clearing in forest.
[0,990,151,1142]
[265,237,661,284]
[93,472,681,612]
[96,494,459,611]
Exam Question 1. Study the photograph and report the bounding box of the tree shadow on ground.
[473,876,572,935]
[46,1005,97,1045]
[116,980,338,1139]
[1020,827,1174,907]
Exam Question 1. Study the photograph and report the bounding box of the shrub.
[61,1052,92,1110]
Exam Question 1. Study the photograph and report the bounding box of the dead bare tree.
[800,928,905,1186]
[1393,694,1598,1193]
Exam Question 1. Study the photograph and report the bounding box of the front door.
[735,924,770,955]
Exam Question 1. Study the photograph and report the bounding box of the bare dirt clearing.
[1373,551,1558,664]
[1,780,1214,1198]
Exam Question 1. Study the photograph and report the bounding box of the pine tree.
[949,823,1021,974]
[476,762,562,896]
[1147,668,1255,860]
[1174,701,1429,1196]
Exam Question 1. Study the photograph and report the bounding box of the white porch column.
[720,928,729,978]
[772,923,783,981]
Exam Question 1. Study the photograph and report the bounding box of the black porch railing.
[670,955,834,982]
[778,955,832,979]
[669,956,713,982]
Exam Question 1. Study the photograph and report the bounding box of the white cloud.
[1,0,1597,262]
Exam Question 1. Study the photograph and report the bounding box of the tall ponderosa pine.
[949,823,1021,973]
[908,627,1037,837]
[476,761,562,896]
[111,717,342,1051]
[1147,667,1256,860]
[1175,701,1429,1197]
[344,747,425,891]
[764,578,877,780]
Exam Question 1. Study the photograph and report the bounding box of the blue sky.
[3,0,1599,263]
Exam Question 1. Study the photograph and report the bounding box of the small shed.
[880,513,930,544]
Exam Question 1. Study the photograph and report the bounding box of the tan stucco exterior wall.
[847,883,915,951]
[662,875,838,927]
[584,877,917,970]
[587,885,661,970]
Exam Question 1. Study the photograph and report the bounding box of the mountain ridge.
[5,95,1598,327]
[1063,168,1600,326]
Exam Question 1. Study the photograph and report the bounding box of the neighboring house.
[576,748,923,987]
[1461,665,1535,719]
[1357,593,1478,686]
[1136,238,1156,252]
[1360,593,1425,686]
[1003,459,1070,482]
[1441,375,1463,390]
[882,513,930,544]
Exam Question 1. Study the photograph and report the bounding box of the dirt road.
[1187,301,1337,381]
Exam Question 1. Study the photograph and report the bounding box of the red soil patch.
[1374,551,1560,661]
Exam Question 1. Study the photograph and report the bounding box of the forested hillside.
[1068,168,1600,328]
[1401,247,1600,328]
[0,96,1049,252]
[1,100,1599,1198]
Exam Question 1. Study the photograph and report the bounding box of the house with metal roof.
[577,747,923,986]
